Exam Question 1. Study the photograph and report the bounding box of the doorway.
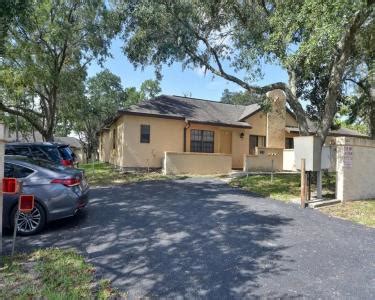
[220,131,232,154]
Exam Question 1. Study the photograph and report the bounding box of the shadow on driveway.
[3,178,374,298]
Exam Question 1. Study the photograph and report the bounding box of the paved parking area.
[4,178,375,298]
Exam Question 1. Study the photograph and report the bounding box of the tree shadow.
[3,178,297,298]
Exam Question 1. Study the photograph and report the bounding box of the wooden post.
[316,170,322,199]
[300,159,306,208]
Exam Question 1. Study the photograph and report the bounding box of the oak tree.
[0,0,114,141]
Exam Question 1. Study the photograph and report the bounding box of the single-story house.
[98,90,365,173]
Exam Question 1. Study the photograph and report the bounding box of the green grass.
[231,173,374,227]
[79,161,177,186]
[0,248,123,299]
[230,173,336,202]
[319,200,375,228]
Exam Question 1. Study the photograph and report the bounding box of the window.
[285,137,294,149]
[4,163,33,178]
[58,146,73,160]
[112,128,117,149]
[190,129,214,153]
[29,145,62,164]
[5,146,31,157]
[13,165,34,178]
[4,163,14,177]
[140,125,150,143]
[249,135,266,155]
[30,146,49,160]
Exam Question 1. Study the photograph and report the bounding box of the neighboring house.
[54,136,86,163]
[7,129,44,142]
[98,90,366,172]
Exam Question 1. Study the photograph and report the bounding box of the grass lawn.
[231,173,374,227]
[79,161,178,186]
[230,173,336,202]
[0,248,123,299]
[319,200,375,228]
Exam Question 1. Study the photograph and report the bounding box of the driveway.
[4,178,375,298]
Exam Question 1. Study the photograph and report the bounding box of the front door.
[220,131,232,154]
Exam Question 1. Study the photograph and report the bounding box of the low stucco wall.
[243,147,283,172]
[164,152,232,175]
[336,137,375,201]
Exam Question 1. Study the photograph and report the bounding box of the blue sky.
[87,38,288,101]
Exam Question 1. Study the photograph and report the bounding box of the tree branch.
[319,7,374,140]
[0,102,45,134]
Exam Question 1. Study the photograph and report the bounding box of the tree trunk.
[369,65,375,139]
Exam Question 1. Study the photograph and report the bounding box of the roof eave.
[188,120,252,129]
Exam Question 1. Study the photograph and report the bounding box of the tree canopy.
[115,0,374,144]
[0,0,114,141]
[63,69,161,160]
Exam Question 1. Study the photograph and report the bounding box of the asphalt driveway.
[4,178,375,298]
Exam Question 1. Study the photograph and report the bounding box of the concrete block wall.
[336,137,375,201]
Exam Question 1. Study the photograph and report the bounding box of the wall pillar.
[336,137,375,201]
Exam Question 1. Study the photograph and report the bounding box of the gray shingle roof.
[285,126,367,138]
[54,136,84,149]
[111,94,366,138]
[120,95,255,128]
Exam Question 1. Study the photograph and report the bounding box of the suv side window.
[30,146,49,160]
[43,146,61,163]
[5,146,31,157]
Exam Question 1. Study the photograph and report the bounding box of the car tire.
[10,202,46,236]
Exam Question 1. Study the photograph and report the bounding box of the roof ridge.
[169,94,251,108]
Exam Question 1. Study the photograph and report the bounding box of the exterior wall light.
[240,132,244,139]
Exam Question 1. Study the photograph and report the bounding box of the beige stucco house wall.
[98,90,302,171]
[100,116,252,169]
[100,115,185,168]
[99,130,111,163]
[98,91,364,174]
